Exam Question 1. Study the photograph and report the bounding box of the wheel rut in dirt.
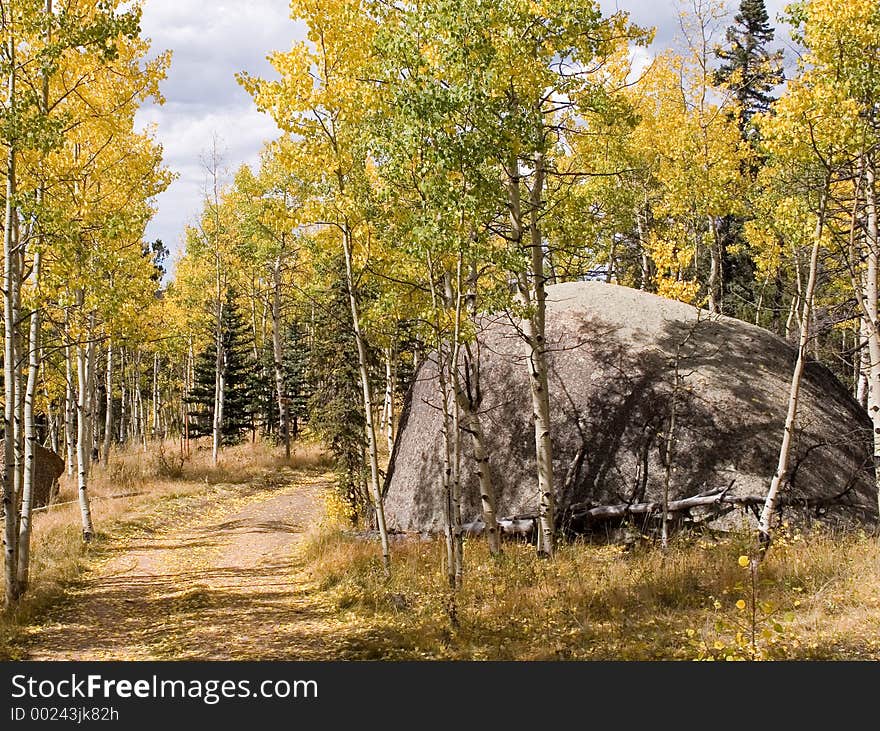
[25,471,343,660]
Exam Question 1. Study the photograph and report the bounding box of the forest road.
[23,471,346,660]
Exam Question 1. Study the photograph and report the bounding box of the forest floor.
[7,442,880,661]
[17,466,356,660]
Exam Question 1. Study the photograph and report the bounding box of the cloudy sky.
[135,0,792,255]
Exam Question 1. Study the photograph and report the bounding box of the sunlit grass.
[302,517,880,660]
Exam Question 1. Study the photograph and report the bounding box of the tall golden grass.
[302,519,880,660]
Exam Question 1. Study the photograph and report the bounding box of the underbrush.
[0,438,329,659]
[302,520,880,660]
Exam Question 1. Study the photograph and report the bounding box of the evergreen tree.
[308,263,370,523]
[253,341,279,437]
[283,320,312,440]
[715,0,784,135]
[186,290,255,445]
[714,0,784,324]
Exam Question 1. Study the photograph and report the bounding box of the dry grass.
[0,437,332,659]
[302,520,880,660]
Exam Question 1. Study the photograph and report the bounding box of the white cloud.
[138,0,795,256]
[136,0,304,252]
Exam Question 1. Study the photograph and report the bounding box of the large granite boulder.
[0,440,65,508]
[384,282,877,534]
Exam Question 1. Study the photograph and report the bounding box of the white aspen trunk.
[151,352,159,440]
[510,151,555,557]
[428,254,460,587]
[3,51,19,603]
[759,188,827,543]
[12,216,23,531]
[661,370,678,551]
[135,351,146,451]
[707,217,720,314]
[383,346,395,455]
[271,256,291,460]
[212,269,224,467]
[459,253,499,558]
[17,252,41,591]
[89,335,98,461]
[75,305,95,542]
[65,339,76,475]
[460,401,500,555]
[862,161,880,513]
[46,382,58,455]
[449,259,465,586]
[184,337,192,456]
[118,347,127,444]
[342,225,390,570]
[103,340,112,464]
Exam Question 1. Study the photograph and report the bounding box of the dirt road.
[24,471,347,660]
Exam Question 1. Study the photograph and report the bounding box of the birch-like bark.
[75,304,95,542]
[707,217,720,314]
[2,45,19,604]
[212,266,224,466]
[64,338,76,475]
[449,257,465,587]
[103,340,112,464]
[151,352,159,440]
[342,224,390,570]
[17,251,41,591]
[135,351,146,451]
[862,161,880,512]
[46,383,58,455]
[510,151,555,556]
[118,346,127,444]
[89,335,98,459]
[428,255,459,587]
[382,346,395,456]
[759,187,827,543]
[271,255,291,460]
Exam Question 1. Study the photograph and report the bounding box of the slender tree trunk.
[75,304,95,542]
[271,256,291,460]
[862,161,880,513]
[103,340,113,464]
[65,338,76,475]
[46,384,58,455]
[759,187,827,544]
[3,52,19,603]
[151,352,159,440]
[89,335,98,460]
[342,224,390,570]
[510,151,555,556]
[427,254,459,587]
[212,269,224,466]
[382,346,396,455]
[707,216,723,315]
[184,337,192,456]
[118,347,127,444]
[449,256,465,587]
[17,252,41,591]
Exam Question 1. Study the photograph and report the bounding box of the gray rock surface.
[0,440,65,508]
[384,282,877,534]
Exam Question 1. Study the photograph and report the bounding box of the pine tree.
[308,265,370,523]
[713,0,785,323]
[283,320,312,440]
[715,0,784,135]
[186,290,254,445]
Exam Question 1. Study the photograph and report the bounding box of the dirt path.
[24,470,348,660]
